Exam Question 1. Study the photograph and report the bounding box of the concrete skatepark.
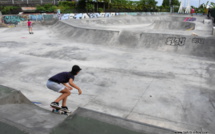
[0,14,215,134]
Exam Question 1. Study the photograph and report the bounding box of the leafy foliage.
[98,8,104,13]
[210,2,215,8]
[194,1,215,14]
[162,0,180,7]
[0,6,21,14]
[139,0,158,11]
[86,3,95,12]
[0,0,178,14]
[36,4,57,13]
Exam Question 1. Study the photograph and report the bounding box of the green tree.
[86,3,95,12]
[139,0,157,11]
[77,0,86,12]
[0,6,21,14]
[57,1,76,13]
[36,4,57,13]
[98,8,104,13]
[36,5,46,12]
[210,2,215,8]
[162,0,180,7]
[112,0,127,4]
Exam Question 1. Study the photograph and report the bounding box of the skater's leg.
[62,96,68,107]
[28,27,31,33]
[54,88,71,103]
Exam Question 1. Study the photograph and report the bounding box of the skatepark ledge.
[0,85,176,134]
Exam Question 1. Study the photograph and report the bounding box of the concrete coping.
[203,19,212,24]
[51,107,176,134]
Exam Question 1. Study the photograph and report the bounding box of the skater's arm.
[62,83,72,90]
[69,79,82,95]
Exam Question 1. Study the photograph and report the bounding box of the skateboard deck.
[51,105,72,116]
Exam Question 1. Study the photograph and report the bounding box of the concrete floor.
[0,15,215,133]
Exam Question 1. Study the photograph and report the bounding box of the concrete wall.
[0,11,2,24]
[51,107,175,134]
[1,12,170,25]
[51,20,215,59]
[213,27,215,36]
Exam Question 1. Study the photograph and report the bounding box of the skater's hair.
[70,65,81,75]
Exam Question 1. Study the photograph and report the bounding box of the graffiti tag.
[43,15,54,21]
[3,16,26,24]
[192,38,205,44]
[166,37,186,46]
[29,15,43,21]
[184,17,196,22]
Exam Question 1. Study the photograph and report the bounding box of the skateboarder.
[46,65,82,112]
[27,19,33,34]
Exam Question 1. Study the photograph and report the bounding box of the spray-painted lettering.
[166,37,186,46]
[43,15,54,21]
[192,38,205,44]
[1,12,172,25]
[184,17,196,22]
[3,16,26,24]
[29,15,43,21]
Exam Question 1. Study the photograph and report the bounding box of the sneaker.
[61,106,70,112]
[50,102,59,108]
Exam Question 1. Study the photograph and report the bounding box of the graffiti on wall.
[60,14,74,20]
[166,37,186,46]
[29,15,43,21]
[43,14,55,21]
[1,12,171,25]
[184,17,196,22]
[192,38,205,44]
[2,13,118,25]
[72,13,117,19]
[3,15,27,24]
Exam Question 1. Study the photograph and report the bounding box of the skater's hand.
[78,89,82,95]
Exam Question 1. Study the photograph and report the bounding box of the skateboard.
[51,105,72,116]
[29,32,34,34]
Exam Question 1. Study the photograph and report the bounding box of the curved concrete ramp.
[0,85,175,134]
[51,19,215,59]
[0,85,32,105]
[149,21,195,30]
[77,16,193,26]
[0,85,66,134]
[51,107,175,134]
[0,15,215,134]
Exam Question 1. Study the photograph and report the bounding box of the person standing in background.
[191,8,195,16]
[27,19,33,34]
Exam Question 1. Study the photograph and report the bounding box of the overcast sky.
[156,0,215,7]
